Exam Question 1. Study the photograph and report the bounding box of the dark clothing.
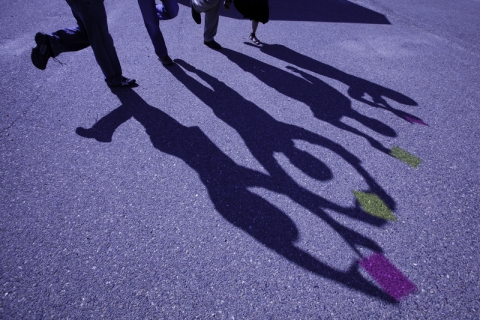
[137,0,179,58]
[234,0,269,23]
[48,0,124,85]
[192,0,222,42]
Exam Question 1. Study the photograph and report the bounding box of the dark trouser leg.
[138,0,169,57]
[58,0,123,84]
[192,0,221,41]
[203,0,220,41]
[48,7,90,56]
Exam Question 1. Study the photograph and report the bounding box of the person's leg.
[32,0,90,70]
[252,20,259,34]
[250,20,261,45]
[32,0,134,86]
[138,0,169,58]
[48,1,90,57]
[203,0,221,42]
[74,0,125,85]
[156,0,179,20]
[49,26,90,57]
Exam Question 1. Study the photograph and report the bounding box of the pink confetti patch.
[360,253,417,301]
[404,116,428,126]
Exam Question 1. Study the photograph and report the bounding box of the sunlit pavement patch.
[353,191,396,221]
[390,146,422,168]
[360,253,417,301]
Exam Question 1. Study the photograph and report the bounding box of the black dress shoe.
[31,32,53,70]
[204,40,222,50]
[107,76,138,88]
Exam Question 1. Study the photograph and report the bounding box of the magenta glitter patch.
[360,253,416,301]
[404,116,428,126]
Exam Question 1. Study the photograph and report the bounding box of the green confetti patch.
[390,146,421,168]
[353,191,396,221]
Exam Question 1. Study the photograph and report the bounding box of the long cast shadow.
[218,48,398,155]
[177,0,390,24]
[169,59,395,211]
[246,42,426,125]
[76,87,396,303]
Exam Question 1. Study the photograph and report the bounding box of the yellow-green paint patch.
[390,146,421,168]
[353,191,396,221]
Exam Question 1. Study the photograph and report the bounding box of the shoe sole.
[31,33,50,70]
[34,32,47,46]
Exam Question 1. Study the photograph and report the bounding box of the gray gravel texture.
[1,0,479,319]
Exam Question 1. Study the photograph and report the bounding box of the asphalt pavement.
[1,0,479,318]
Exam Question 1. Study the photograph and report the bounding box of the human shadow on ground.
[218,48,398,155]
[177,0,390,24]
[168,59,395,213]
[76,87,396,303]
[245,42,426,125]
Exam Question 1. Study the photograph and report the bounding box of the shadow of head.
[286,147,333,181]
